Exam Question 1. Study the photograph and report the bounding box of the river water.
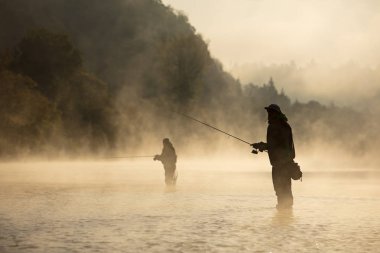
[0,159,379,252]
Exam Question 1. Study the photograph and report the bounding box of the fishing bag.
[289,161,302,180]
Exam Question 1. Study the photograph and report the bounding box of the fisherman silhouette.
[251,104,300,209]
[154,138,177,186]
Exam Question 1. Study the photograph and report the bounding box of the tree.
[159,34,211,107]
[0,70,60,155]
[11,29,82,98]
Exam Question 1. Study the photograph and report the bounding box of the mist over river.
[0,160,379,252]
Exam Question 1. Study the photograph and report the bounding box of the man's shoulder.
[268,121,291,132]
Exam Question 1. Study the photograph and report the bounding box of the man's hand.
[251,142,268,152]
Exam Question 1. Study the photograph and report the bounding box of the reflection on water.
[164,185,177,193]
[0,160,380,252]
[272,209,294,226]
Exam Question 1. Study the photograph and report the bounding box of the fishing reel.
[251,148,258,154]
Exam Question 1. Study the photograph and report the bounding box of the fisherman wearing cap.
[251,104,296,209]
[154,138,178,186]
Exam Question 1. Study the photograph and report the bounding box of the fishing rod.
[106,155,155,159]
[172,111,259,154]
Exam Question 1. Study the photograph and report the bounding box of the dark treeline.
[231,61,380,108]
[0,0,378,158]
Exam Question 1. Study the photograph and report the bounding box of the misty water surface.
[0,160,379,252]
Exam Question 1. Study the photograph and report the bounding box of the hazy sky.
[162,0,380,68]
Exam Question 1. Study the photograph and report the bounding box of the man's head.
[265,104,287,122]
[265,104,282,114]
[163,138,170,145]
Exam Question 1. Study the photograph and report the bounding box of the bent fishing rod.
[172,111,259,154]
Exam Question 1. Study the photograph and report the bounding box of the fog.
[1,1,380,252]
[163,0,380,67]
[163,0,380,105]
[230,62,380,106]
[1,160,380,252]
[0,0,378,164]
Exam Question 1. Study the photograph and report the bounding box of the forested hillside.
[0,0,377,158]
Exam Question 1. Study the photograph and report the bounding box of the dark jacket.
[157,144,177,166]
[267,120,295,166]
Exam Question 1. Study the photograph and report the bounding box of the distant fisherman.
[154,138,178,186]
[251,104,301,209]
